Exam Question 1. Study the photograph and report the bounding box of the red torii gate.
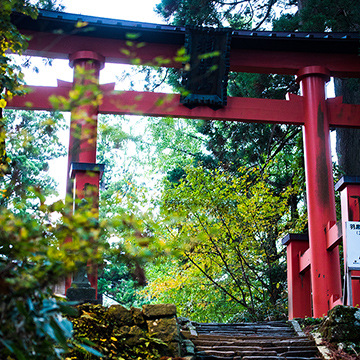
[8,9,360,318]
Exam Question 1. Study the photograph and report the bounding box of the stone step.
[197,356,233,360]
[196,325,293,330]
[196,346,264,351]
[195,327,291,333]
[183,330,297,340]
[197,332,296,337]
[188,321,319,360]
[196,345,318,354]
[184,330,303,338]
[278,350,319,357]
[196,327,294,332]
[197,350,235,357]
[197,357,320,360]
[196,327,296,331]
[198,326,294,329]
[190,337,316,347]
[197,349,319,357]
[239,357,320,360]
[192,321,289,328]
[198,349,279,356]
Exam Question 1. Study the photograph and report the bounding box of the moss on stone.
[320,305,360,343]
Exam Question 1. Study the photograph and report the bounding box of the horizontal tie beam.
[7,85,360,128]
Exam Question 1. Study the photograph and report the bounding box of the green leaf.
[77,342,104,357]
[49,317,69,348]
[0,339,26,360]
[126,32,140,39]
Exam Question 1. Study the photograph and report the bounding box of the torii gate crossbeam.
[9,86,360,128]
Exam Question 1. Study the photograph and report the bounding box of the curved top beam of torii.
[11,9,360,78]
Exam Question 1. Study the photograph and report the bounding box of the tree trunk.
[334,78,360,177]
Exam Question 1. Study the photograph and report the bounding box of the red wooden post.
[336,177,360,306]
[297,66,342,317]
[282,234,312,319]
[65,51,105,296]
[66,51,104,189]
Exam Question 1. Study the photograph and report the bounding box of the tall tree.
[274,0,360,177]
[155,0,296,29]
[1,110,66,207]
[145,165,305,322]
[305,0,360,177]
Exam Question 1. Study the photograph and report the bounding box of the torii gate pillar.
[65,51,105,298]
[297,66,342,317]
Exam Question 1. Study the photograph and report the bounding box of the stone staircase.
[181,321,321,360]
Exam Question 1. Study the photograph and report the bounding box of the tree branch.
[183,251,249,309]
[253,0,276,30]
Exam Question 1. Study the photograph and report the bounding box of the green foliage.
[228,73,299,100]
[138,1,310,324]
[272,13,301,32]
[96,114,143,207]
[0,0,37,100]
[155,0,224,27]
[36,0,64,11]
[146,0,305,222]
[95,114,178,261]
[300,0,360,32]
[0,0,39,173]
[157,0,358,33]
[144,165,305,322]
[141,116,206,173]
[0,292,75,360]
[0,4,85,356]
[98,259,149,308]
[0,132,167,358]
[96,113,187,310]
[154,0,296,29]
[99,188,176,275]
[0,189,109,359]
[0,2,176,359]
[1,110,66,205]
[49,66,103,113]
[0,178,167,358]
[272,0,360,32]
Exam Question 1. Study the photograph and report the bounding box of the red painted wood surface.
[8,86,360,128]
[298,66,341,317]
[286,240,312,319]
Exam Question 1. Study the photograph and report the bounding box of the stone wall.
[107,303,181,358]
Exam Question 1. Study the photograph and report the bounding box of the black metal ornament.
[180,26,232,110]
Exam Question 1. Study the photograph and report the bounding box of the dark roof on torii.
[12,9,360,54]
[10,10,360,77]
